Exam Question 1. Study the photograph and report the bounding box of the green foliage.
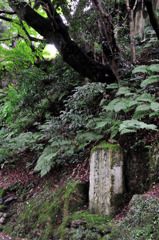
[91,63,159,139]
[34,61,159,176]
[119,120,157,135]
[0,84,23,124]
[6,181,87,239]
[0,40,39,74]
[35,139,76,176]
[0,130,43,168]
[0,19,158,177]
[35,82,106,176]
[107,195,159,240]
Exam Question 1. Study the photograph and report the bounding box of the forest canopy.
[0,0,158,83]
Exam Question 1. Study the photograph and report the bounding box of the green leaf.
[95,120,111,129]
[136,94,154,103]
[133,111,148,120]
[114,101,127,112]
[110,129,119,138]
[106,83,119,89]
[76,131,103,142]
[140,75,159,87]
[120,129,137,134]
[119,120,157,134]
[147,64,159,73]
[150,102,159,112]
[149,112,159,117]
[116,87,131,96]
[128,99,138,107]
[135,104,151,112]
[41,165,51,177]
[104,98,121,111]
[132,65,148,74]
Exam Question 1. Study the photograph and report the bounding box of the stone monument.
[89,142,124,216]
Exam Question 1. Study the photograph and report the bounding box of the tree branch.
[0,15,13,22]
[0,34,22,42]
[0,10,16,15]
[144,0,159,40]
[7,0,116,83]
[19,20,46,42]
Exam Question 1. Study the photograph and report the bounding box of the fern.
[34,146,59,176]
[35,138,77,176]
[135,104,151,112]
[148,64,159,73]
[132,64,159,74]
[119,120,157,134]
[132,65,148,74]
[140,75,159,87]
[76,131,103,142]
[136,93,154,103]
[116,87,131,96]
[150,102,159,112]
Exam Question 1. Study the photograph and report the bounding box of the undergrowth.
[0,52,158,176]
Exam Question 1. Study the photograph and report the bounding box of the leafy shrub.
[88,64,159,138]
[0,130,43,168]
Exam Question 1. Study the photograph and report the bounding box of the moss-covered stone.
[89,142,124,216]
[90,141,122,157]
[106,194,159,240]
[3,181,88,240]
[60,210,113,240]
[66,182,88,214]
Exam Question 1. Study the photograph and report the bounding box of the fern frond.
[140,75,159,87]
[116,87,131,96]
[132,65,148,74]
[148,64,159,73]
[119,120,157,135]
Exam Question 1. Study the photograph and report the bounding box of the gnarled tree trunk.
[8,0,117,84]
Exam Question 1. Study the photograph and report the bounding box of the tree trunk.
[8,0,117,84]
[144,0,159,40]
[91,0,121,81]
[126,0,137,64]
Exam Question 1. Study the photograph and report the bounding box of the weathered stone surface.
[89,143,124,216]
[124,150,150,194]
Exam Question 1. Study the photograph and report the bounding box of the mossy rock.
[106,194,159,240]
[3,181,89,240]
[66,182,88,214]
[58,210,113,240]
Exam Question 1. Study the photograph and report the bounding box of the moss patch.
[91,142,123,169]
[59,210,113,240]
[91,141,122,156]
[107,194,159,240]
[3,181,88,240]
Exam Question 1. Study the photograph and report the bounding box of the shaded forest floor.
[0,150,159,239]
